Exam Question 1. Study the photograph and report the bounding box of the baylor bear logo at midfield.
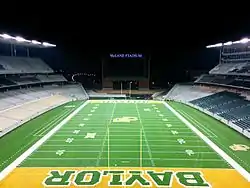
[43,170,211,187]
[113,116,138,123]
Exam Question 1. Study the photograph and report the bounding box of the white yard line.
[53,133,194,136]
[27,157,223,162]
[59,127,190,131]
[108,103,116,167]
[46,137,200,141]
[107,128,110,167]
[42,144,210,148]
[135,103,155,167]
[36,150,215,154]
[109,102,117,124]
[140,128,142,167]
[164,101,250,182]
[0,100,90,181]
[96,130,108,167]
[51,134,199,137]
[96,102,116,167]
[47,139,202,143]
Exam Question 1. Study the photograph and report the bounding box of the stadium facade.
[101,53,150,91]
[0,34,88,137]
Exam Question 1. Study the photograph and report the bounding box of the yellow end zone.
[0,167,249,188]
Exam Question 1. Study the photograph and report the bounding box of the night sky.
[0,6,250,87]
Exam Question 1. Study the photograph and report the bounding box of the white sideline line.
[35,109,73,137]
[30,108,71,137]
[163,101,250,182]
[0,100,89,181]
[179,110,217,138]
[37,109,76,136]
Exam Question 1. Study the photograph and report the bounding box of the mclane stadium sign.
[109,53,143,58]
[43,169,210,187]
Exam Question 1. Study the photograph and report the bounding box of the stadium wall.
[139,80,149,90]
[102,79,113,89]
[170,99,250,139]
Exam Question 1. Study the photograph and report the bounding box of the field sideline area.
[0,100,249,187]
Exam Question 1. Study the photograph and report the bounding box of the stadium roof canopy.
[0,33,56,48]
[206,37,250,48]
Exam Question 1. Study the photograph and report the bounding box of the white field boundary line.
[163,101,250,182]
[179,110,217,138]
[34,109,72,137]
[0,100,90,182]
[27,108,71,138]
[37,107,79,137]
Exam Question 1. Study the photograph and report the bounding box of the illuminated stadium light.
[0,33,14,39]
[223,41,233,46]
[240,37,249,43]
[206,43,223,48]
[42,42,56,47]
[206,37,250,48]
[0,33,56,47]
[15,36,31,43]
[31,40,41,45]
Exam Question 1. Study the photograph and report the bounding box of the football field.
[0,100,249,187]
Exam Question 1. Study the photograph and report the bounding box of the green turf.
[168,101,250,172]
[19,101,230,169]
[0,101,84,172]
[2,99,250,174]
